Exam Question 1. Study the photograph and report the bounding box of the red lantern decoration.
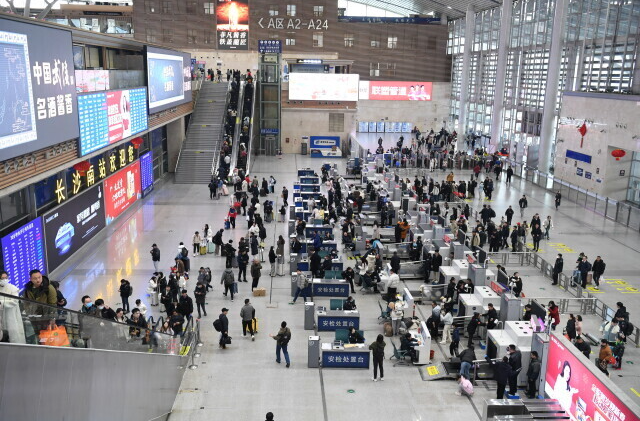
[131,137,144,149]
[611,149,626,161]
[73,161,91,176]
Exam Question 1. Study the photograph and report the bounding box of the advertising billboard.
[43,184,106,272]
[545,334,640,421]
[145,46,192,114]
[310,136,342,158]
[359,81,433,101]
[77,88,148,156]
[75,70,110,93]
[216,0,249,50]
[104,161,141,225]
[1,217,47,291]
[0,18,79,160]
[139,151,154,197]
[289,73,359,101]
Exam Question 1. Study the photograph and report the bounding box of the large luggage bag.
[383,322,393,337]
[207,242,215,254]
[252,318,259,333]
[200,245,207,255]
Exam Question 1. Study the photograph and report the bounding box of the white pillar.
[457,5,475,147]
[489,0,513,154]
[537,0,568,172]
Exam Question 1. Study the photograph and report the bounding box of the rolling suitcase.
[224,218,231,230]
[200,242,207,255]
[252,318,259,333]
[207,242,215,254]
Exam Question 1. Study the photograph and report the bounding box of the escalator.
[0,291,200,421]
[235,77,256,173]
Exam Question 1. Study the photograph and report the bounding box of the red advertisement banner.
[104,161,141,225]
[360,81,433,101]
[107,90,133,143]
[545,334,639,421]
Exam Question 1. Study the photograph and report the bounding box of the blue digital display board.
[1,217,47,291]
[78,88,148,156]
[140,150,154,196]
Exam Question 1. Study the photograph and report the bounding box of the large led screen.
[545,334,640,421]
[289,73,359,102]
[1,217,47,291]
[43,184,105,272]
[359,81,433,101]
[0,18,79,160]
[146,46,192,114]
[140,151,154,197]
[216,0,249,50]
[104,161,141,225]
[77,88,148,156]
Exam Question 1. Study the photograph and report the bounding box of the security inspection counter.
[312,279,350,298]
[317,309,360,331]
[321,343,370,368]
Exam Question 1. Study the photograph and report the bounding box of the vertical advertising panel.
[216,0,249,50]
[545,334,640,421]
[1,218,47,290]
[104,161,141,225]
[139,151,154,197]
[43,184,106,272]
[0,18,79,160]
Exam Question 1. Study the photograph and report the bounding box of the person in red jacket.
[548,301,560,330]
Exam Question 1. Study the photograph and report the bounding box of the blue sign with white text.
[322,351,370,368]
[258,40,282,54]
[140,151,154,196]
[1,217,47,291]
[313,283,349,297]
[317,316,360,331]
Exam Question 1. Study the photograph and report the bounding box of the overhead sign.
[216,0,249,50]
[77,88,148,156]
[338,16,439,24]
[545,334,640,421]
[289,73,359,101]
[0,18,79,161]
[296,59,322,64]
[258,40,282,54]
[43,183,106,272]
[104,161,141,225]
[1,217,47,291]
[146,46,192,114]
[257,17,328,31]
[359,81,433,101]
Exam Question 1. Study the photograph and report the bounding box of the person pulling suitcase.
[240,298,256,341]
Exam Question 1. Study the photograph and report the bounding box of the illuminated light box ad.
[288,73,359,102]
[1,217,47,291]
[0,18,79,160]
[77,87,148,156]
[140,151,154,197]
[43,184,106,272]
[216,0,249,50]
[359,81,433,101]
[146,46,192,114]
[545,334,640,421]
[104,161,141,225]
[75,70,110,93]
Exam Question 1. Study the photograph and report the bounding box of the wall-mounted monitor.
[145,46,192,114]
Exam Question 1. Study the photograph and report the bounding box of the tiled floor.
[50,153,640,420]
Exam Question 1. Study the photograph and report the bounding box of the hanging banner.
[359,81,433,101]
[104,161,141,225]
[216,0,249,50]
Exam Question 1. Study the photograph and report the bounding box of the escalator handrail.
[228,80,246,171]
[211,79,233,177]
[243,74,258,171]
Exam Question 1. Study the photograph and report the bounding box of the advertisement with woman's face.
[545,335,639,421]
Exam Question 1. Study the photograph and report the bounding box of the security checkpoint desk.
[321,343,370,369]
[312,279,350,298]
[408,321,432,365]
[458,286,501,317]
[317,309,360,331]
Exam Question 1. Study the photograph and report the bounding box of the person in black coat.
[194,282,207,318]
[507,344,522,395]
[431,251,442,282]
[219,308,230,349]
[489,356,513,399]
[169,309,185,337]
[178,290,194,320]
[390,251,401,274]
[566,314,577,340]
[309,250,322,277]
[342,267,356,293]
[552,253,563,285]
[467,312,484,347]
[483,303,498,329]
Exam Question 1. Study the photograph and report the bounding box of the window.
[146,0,156,13]
[188,29,197,44]
[370,39,380,48]
[286,38,296,46]
[162,1,172,14]
[269,5,279,16]
[286,4,296,16]
[186,1,196,14]
[163,28,173,43]
[313,5,324,16]
[344,33,354,48]
[204,2,214,14]
[369,63,396,77]
[313,32,323,47]
[329,114,345,132]
[146,28,157,43]
[387,36,398,49]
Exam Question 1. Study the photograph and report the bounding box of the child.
[456,374,474,396]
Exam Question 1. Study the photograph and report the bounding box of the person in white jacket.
[543,216,554,240]
[440,308,454,344]
[134,299,148,317]
[600,319,620,342]
[386,269,400,302]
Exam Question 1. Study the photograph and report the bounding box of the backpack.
[623,321,634,336]
[128,285,133,297]
[279,330,291,346]
[213,319,222,332]
[181,247,188,258]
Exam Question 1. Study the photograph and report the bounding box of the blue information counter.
[321,345,370,369]
[312,279,349,298]
[317,310,360,331]
[305,225,334,238]
[298,241,338,255]
[299,176,320,185]
[297,169,316,177]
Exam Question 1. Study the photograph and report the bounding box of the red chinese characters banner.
[359,81,433,101]
[104,161,141,225]
[545,334,640,421]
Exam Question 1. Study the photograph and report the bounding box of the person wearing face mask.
[80,295,100,317]
[94,299,116,321]
[552,254,563,285]
[0,271,26,344]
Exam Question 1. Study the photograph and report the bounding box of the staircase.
[175,82,229,184]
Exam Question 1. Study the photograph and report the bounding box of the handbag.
[39,325,70,347]
[224,335,232,345]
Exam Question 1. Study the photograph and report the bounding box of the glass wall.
[449,0,640,169]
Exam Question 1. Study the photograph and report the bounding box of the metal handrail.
[211,79,233,178]
[228,80,246,171]
[244,75,258,172]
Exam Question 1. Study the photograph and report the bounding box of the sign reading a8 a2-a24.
[257,17,328,30]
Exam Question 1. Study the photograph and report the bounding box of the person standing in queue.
[507,344,522,396]
[526,351,541,398]
[369,334,386,381]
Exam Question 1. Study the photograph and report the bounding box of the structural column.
[457,5,475,148]
[538,0,569,172]
[489,0,513,154]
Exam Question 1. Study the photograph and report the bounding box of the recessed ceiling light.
[447,6,452,8]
